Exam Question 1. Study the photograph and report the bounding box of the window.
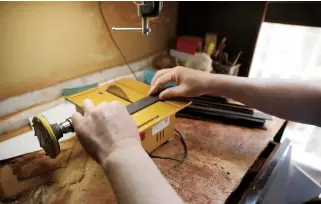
[250,22,321,183]
[250,22,321,80]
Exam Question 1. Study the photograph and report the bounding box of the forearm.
[102,146,184,204]
[208,74,321,126]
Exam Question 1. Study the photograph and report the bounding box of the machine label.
[152,117,170,135]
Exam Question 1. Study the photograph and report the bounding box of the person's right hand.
[148,66,214,99]
[72,99,142,164]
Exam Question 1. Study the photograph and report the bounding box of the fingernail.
[159,93,165,100]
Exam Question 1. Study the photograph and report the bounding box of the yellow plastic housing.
[66,78,190,152]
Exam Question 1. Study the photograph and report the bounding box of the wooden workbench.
[0,117,283,204]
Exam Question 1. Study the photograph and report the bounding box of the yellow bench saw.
[32,78,191,159]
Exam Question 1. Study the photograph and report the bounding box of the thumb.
[72,112,83,129]
[159,86,184,99]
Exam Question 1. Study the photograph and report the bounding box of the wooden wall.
[0,2,178,100]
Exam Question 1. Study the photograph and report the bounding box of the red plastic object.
[176,36,203,54]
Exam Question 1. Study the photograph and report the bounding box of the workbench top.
[0,117,283,204]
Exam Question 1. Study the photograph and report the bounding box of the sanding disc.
[32,114,60,158]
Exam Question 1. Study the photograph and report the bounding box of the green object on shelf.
[63,83,98,96]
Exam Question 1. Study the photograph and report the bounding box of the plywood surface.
[0,2,177,100]
[0,118,283,204]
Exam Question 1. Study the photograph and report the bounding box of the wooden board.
[0,2,178,100]
[0,117,283,203]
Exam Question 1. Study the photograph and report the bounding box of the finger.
[82,98,95,114]
[149,72,175,95]
[98,101,108,109]
[159,86,184,99]
[150,68,171,87]
[151,69,169,86]
[72,111,83,128]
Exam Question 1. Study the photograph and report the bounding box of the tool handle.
[59,117,74,134]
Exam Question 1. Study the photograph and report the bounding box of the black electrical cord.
[148,129,188,162]
[98,1,139,80]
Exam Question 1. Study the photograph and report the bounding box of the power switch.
[140,132,145,141]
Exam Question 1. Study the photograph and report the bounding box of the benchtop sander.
[32,78,190,158]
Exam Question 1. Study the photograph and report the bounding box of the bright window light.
[250,22,321,80]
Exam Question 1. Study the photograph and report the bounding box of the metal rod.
[142,17,149,35]
[112,27,143,31]
[112,17,150,35]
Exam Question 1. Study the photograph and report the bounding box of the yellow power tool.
[32,78,190,159]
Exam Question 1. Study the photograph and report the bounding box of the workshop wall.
[0,2,178,100]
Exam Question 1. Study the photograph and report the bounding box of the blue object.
[144,69,177,87]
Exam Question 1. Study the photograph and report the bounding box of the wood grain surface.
[0,118,283,204]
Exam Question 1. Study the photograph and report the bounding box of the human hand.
[72,99,141,164]
[148,66,214,99]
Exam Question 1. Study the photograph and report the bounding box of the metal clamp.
[112,1,162,35]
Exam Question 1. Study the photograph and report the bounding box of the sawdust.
[0,138,89,202]
[178,188,211,204]
[9,151,70,181]
[0,118,283,204]
[47,158,116,204]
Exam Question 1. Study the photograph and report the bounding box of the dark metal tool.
[112,1,163,35]
[106,85,162,115]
